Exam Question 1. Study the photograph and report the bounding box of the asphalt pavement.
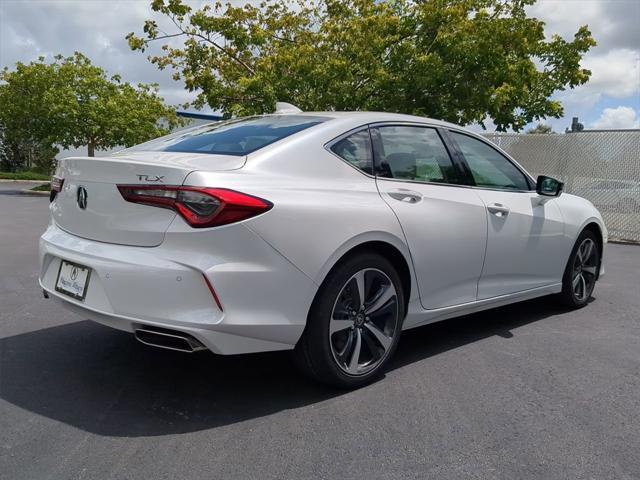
[1,193,639,480]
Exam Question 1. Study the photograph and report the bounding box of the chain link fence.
[484,131,640,243]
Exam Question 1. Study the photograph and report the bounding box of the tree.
[128,0,595,131]
[0,53,183,164]
[0,133,59,173]
[0,124,7,170]
[0,57,58,170]
[526,123,554,134]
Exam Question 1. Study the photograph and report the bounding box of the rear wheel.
[295,252,405,388]
[558,230,601,308]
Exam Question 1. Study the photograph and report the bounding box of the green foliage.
[0,52,183,167]
[0,171,51,180]
[527,123,554,134]
[128,0,595,131]
[0,59,59,171]
[0,124,7,169]
[0,137,59,173]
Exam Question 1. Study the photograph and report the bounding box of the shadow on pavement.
[0,190,49,197]
[0,296,570,437]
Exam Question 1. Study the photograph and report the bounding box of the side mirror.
[536,175,564,197]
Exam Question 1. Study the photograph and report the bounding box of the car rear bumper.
[39,222,317,354]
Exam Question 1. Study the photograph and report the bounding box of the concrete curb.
[23,188,50,196]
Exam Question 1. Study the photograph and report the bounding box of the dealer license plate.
[55,260,91,301]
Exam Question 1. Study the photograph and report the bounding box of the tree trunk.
[87,141,95,157]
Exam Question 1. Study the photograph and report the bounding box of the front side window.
[373,126,457,183]
[451,132,530,190]
[330,129,373,174]
[125,115,329,156]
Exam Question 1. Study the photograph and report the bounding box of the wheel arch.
[581,221,605,279]
[314,233,416,313]
[583,221,604,249]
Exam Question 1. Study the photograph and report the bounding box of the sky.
[1,0,639,133]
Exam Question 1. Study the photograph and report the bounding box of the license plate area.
[55,260,91,301]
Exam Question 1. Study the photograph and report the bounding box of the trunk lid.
[51,152,245,247]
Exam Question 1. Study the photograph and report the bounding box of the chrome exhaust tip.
[134,326,207,353]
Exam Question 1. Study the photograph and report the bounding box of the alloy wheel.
[572,238,598,302]
[329,268,399,376]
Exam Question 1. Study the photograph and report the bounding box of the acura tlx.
[39,105,606,388]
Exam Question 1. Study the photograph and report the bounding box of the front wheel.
[558,230,601,308]
[294,252,405,388]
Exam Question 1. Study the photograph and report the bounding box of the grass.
[0,171,50,181]
[30,183,51,192]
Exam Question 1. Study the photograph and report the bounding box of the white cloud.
[590,106,640,129]
[581,49,640,99]
[549,48,640,119]
[0,0,638,124]
[525,0,640,127]
[528,0,601,40]
[528,0,640,51]
[0,0,244,111]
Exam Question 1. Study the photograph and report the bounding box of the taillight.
[50,175,64,202]
[117,185,272,228]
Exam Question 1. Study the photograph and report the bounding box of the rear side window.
[125,115,329,156]
[372,126,458,183]
[330,129,373,174]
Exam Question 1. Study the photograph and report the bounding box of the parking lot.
[1,189,639,480]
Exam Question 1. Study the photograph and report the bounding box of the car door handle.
[487,203,510,217]
[388,189,423,204]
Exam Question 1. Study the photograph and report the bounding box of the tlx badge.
[136,174,165,182]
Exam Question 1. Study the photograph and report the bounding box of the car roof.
[264,111,462,129]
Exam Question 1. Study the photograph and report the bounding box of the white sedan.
[40,109,606,388]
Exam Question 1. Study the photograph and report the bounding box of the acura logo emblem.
[77,186,88,210]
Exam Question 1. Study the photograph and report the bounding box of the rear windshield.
[124,115,329,156]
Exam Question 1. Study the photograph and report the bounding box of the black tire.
[557,229,601,309]
[294,252,405,389]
